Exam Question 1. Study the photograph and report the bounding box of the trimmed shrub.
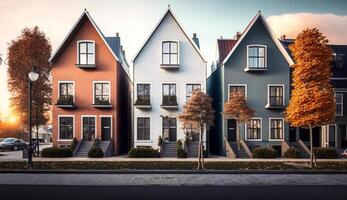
[70,138,78,151]
[88,147,104,158]
[314,147,338,159]
[283,147,300,158]
[41,147,73,158]
[128,148,161,158]
[177,148,187,158]
[157,136,163,146]
[252,147,277,158]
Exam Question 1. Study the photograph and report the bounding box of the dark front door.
[340,125,347,148]
[101,117,111,141]
[313,127,321,147]
[289,126,296,142]
[227,119,237,142]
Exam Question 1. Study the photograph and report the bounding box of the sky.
[1,0,347,117]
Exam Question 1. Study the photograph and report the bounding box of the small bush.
[128,148,160,158]
[70,138,78,151]
[252,147,277,158]
[283,147,300,158]
[177,148,187,158]
[88,147,104,158]
[157,136,163,146]
[41,147,73,158]
[314,147,338,159]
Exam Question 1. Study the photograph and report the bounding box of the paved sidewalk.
[0,173,346,186]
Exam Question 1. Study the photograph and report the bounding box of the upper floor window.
[136,84,151,105]
[229,85,246,99]
[162,84,177,106]
[186,84,201,100]
[247,45,267,70]
[94,82,110,105]
[78,41,95,65]
[58,82,74,104]
[267,85,284,108]
[333,53,344,68]
[162,41,179,65]
[335,93,343,116]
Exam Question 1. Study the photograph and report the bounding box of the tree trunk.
[237,121,240,150]
[200,125,205,169]
[309,125,313,168]
[197,125,204,170]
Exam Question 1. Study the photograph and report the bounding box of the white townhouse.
[132,6,207,157]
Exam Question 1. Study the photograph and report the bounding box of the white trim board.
[221,11,294,66]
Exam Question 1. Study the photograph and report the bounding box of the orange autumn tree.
[286,28,335,168]
[178,90,214,170]
[224,91,254,149]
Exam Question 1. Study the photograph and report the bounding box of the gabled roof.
[49,9,121,64]
[221,11,294,66]
[217,39,238,64]
[132,6,206,62]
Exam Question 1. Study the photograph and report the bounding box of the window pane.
[163,42,170,53]
[169,84,176,95]
[60,84,67,96]
[336,94,342,103]
[259,47,265,56]
[79,54,87,64]
[67,84,73,95]
[88,54,95,64]
[258,58,265,68]
[170,54,178,64]
[163,85,169,95]
[79,43,87,53]
[95,84,102,95]
[103,84,109,95]
[87,43,94,54]
[170,42,178,53]
[162,54,170,64]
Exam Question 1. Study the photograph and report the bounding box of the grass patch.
[0,161,347,171]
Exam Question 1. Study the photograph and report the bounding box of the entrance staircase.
[74,141,93,157]
[289,141,310,158]
[187,142,199,157]
[162,142,177,157]
[97,141,112,157]
[230,142,250,158]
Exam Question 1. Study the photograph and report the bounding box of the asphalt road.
[0,173,346,200]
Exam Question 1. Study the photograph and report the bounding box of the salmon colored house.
[49,10,132,156]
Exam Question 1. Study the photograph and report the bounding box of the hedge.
[252,147,277,158]
[88,147,104,158]
[128,148,160,158]
[1,161,347,170]
[283,147,300,158]
[41,147,73,158]
[314,147,338,159]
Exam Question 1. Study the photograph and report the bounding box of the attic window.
[77,40,95,65]
[246,45,267,71]
[162,41,179,66]
[333,53,344,68]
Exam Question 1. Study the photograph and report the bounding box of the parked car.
[0,138,4,142]
[31,138,45,144]
[341,149,347,157]
[0,138,28,151]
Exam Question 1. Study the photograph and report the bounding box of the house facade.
[50,10,132,156]
[208,12,294,157]
[132,7,207,157]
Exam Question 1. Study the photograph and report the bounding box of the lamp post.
[27,66,39,168]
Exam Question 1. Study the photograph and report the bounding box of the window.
[246,119,261,140]
[268,85,284,107]
[335,93,343,116]
[82,117,96,141]
[247,45,266,69]
[162,84,177,105]
[59,116,73,140]
[136,84,150,105]
[186,84,201,100]
[270,119,284,140]
[333,53,344,68]
[162,41,179,65]
[163,117,177,141]
[229,85,246,99]
[137,117,150,140]
[94,82,110,105]
[58,82,74,104]
[78,41,95,65]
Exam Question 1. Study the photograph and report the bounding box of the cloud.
[267,13,347,44]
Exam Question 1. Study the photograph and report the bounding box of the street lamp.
[27,66,39,168]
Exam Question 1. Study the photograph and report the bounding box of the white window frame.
[228,84,248,100]
[161,40,180,65]
[57,115,75,141]
[77,40,95,65]
[161,82,178,105]
[266,84,285,107]
[81,115,97,140]
[58,81,75,102]
[245,118,262,141]
[246,44,267,70]
[135,116,152,142]
[185,82,203,101]
[92,81,111,104]
[136,82,151,102]
[269,118,284,141]
[335,93,343,116]
[99,115,113,140]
